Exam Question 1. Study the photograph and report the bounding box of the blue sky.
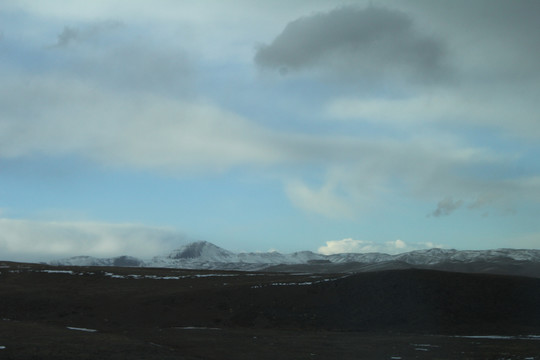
[1,0,540,262]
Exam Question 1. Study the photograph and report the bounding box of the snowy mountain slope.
[327,252,394,264]
[394,248,540,265]
[146,241,327,270]
[167,241,235,261]
[48,255,144,267]
[49,241,540,276]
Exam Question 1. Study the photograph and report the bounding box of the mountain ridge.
[48,240,540,278]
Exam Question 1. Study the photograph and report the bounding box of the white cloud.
[0,71,285,172]
[393,239,407,249]
[284,180,353,218]
[0,218,187,262]
[281,135,512,217]
[1,67,535,220]
[326,89,540,139]
[318,238,441,255]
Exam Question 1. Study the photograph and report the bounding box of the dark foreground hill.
[1,261,540,359]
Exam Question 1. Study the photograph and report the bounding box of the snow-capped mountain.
[393,248,540,265]
[48,255,144,267]
[49,241,540,276]
[167,241,235,262]
[148,241,328,270]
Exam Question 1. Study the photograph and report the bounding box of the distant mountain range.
[49,240,540,277]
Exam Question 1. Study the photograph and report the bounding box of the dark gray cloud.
[52,20,122,48]
[430,197,463,217]
[56,26,79,47]
[255,5,448,84]
[407,0,540,77]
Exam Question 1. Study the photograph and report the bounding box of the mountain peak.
[167,241,234,260]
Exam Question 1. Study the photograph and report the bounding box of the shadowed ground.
[1,262,539,359]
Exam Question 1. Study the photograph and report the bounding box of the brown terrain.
[1,261,539,359]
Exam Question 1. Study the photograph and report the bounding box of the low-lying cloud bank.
[318,238,443,255]
[0,218,187,262]
[0,218,441,263]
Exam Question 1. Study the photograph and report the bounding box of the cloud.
[281,135,510,217]
[0,72,285,172]
[0,218,187,262]
[51,21,122,48]
[284,180,353,218]
[0,63,503,180]
[1,67,535,220]
[2,1,540,227]
[318,238,440,255]
[430,197,464,217]
[255,5,449,84]
[326,93,466,124]
[325,89,540,139]
[44,21,193,96]
[0,20,290,174]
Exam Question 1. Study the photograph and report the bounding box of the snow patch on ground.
[1,267,267,281]
[251,275,349,288]
[411,343,440,352]
[173,326,221,330]
[40,270,74,274]
[102,272,248,280]
[66,326,97,333]
[456,335,540,340]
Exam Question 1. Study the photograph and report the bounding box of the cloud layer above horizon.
[0,218,436,261]
[1,0,540,259]
[0,218,186,262]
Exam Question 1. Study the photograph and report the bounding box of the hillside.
[1,261,540,359]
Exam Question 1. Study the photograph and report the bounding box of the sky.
[1,0,540,262]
